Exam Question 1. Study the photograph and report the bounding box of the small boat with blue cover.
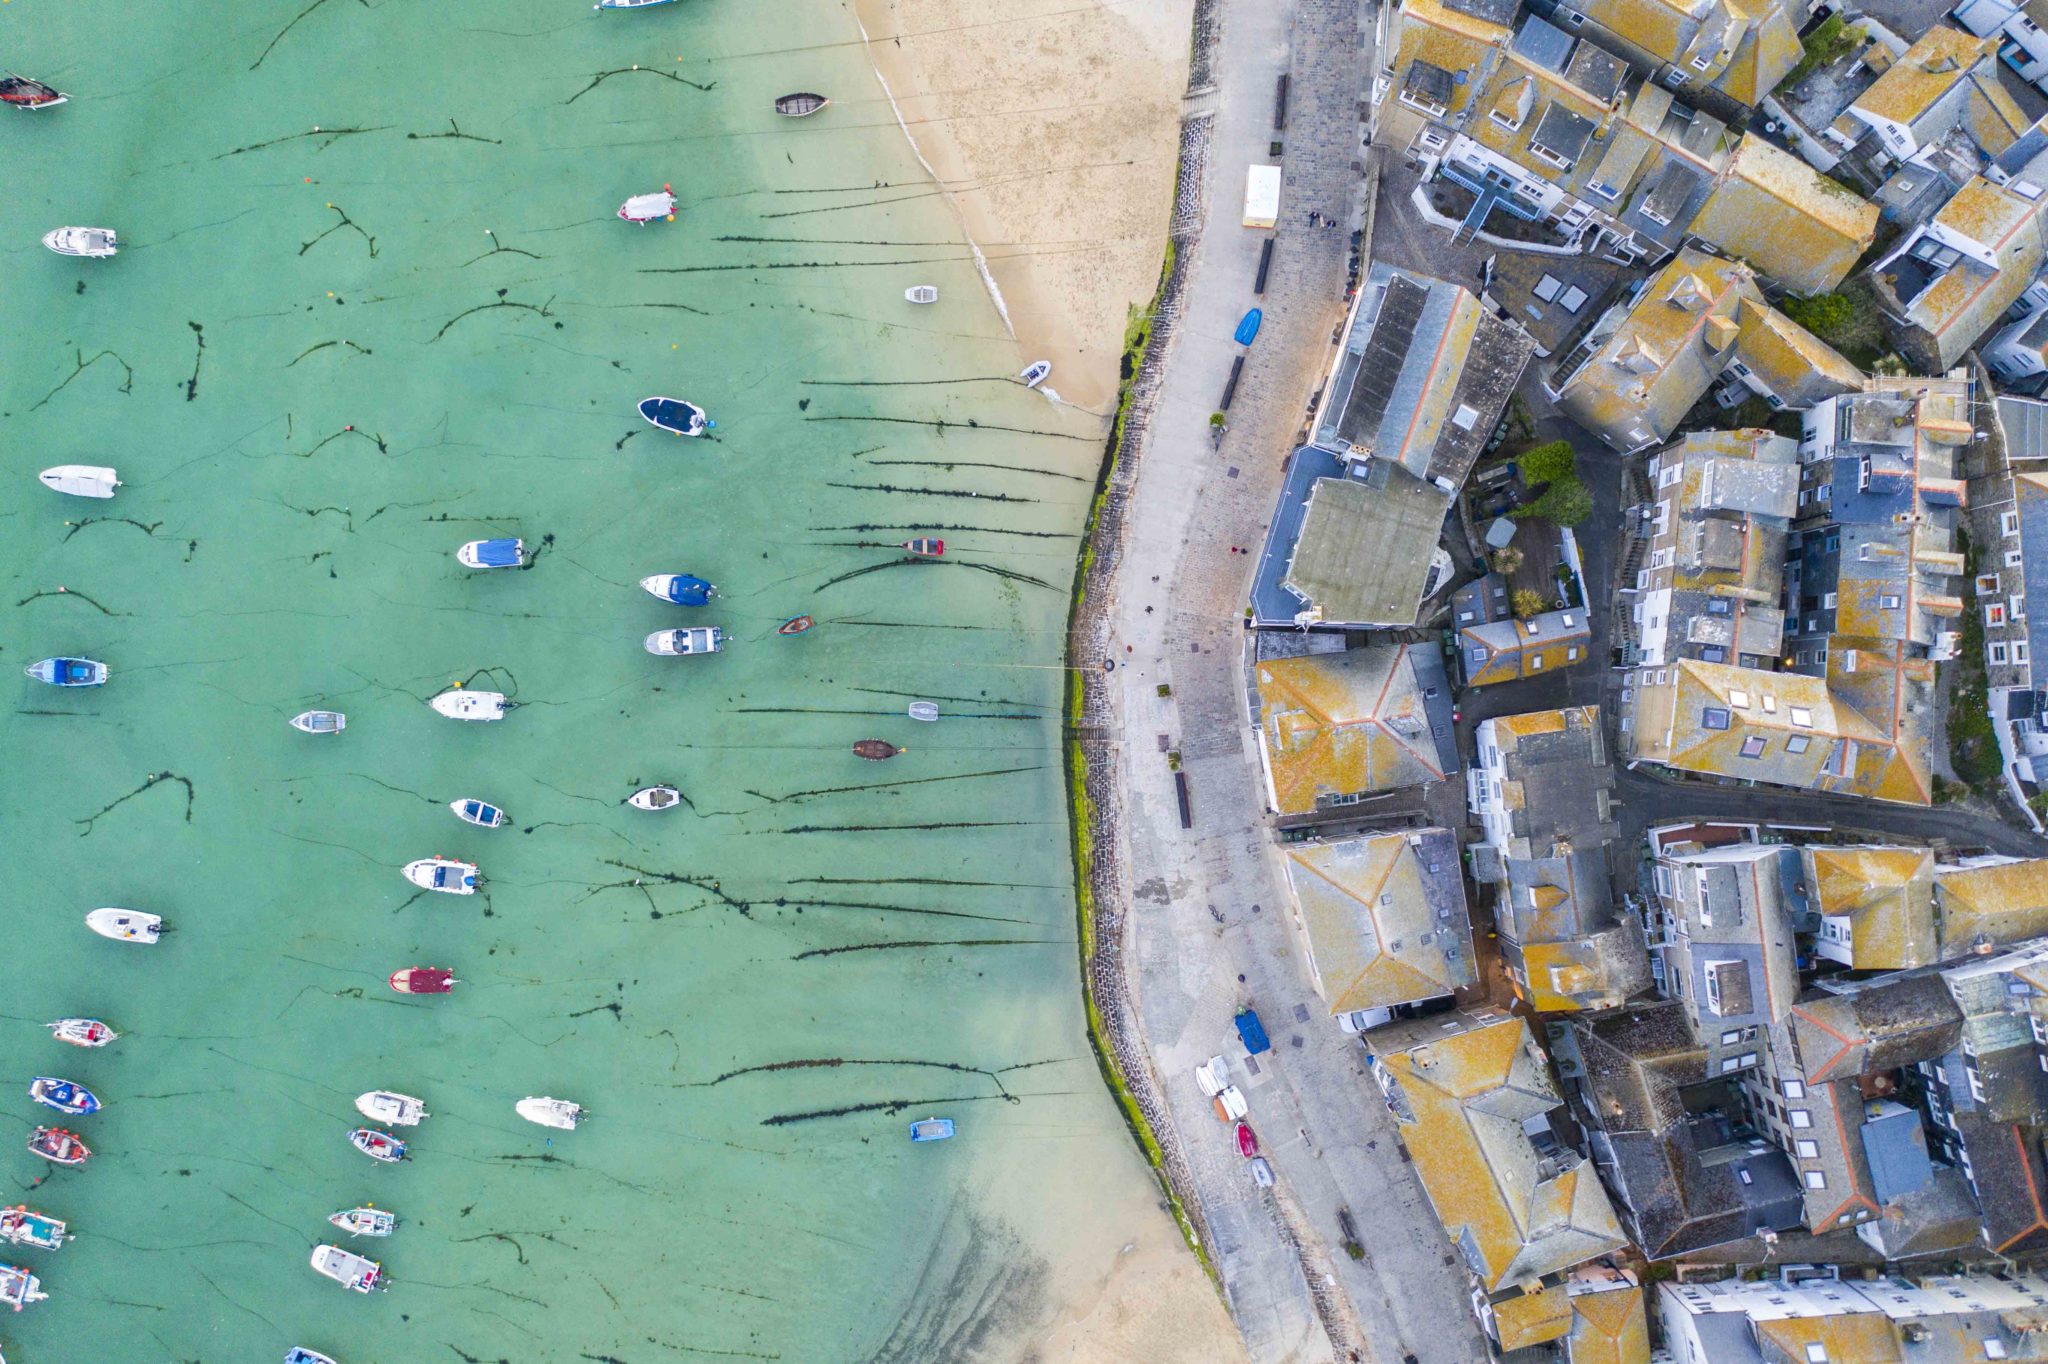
[640,574,717,606]
[451,798,505,828]
[645,627,723,656]
[25,658,106,687]
[457,538,524,569]
[910,1117,954,1142]
[28,1079,98,1117]
[404,858,477,895]
[638,397,713,436]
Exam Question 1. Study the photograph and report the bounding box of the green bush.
[1781,292,1855,342]
[1518,440,1576,485]
[1513,474,1594,527]
[1511,587,1548,619]
[1779,13,1856,91]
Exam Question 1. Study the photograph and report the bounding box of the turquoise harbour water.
[0,2,1139,1359]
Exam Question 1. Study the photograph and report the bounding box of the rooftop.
[1256,644,1459,816]
[1282,828,1476,1012]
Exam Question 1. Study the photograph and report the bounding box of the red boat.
[0,76,67,110]
[778,615,815,635]
[27,1128,88,1167]
[853,739,902,761]
[389,967,455,995]
[900,538,944,558]
[1235,1121,1258,1159]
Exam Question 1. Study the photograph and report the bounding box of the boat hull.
[355,1091,427,1126]
[347,1129,406,1163]
[457,538,524,569]
[0,1264,46,1311]
[26,1129,88,1167]
[430,689,506,721]
[290,710,346,734]
[853,740,902,761]
[47,1019,116,1048]
[0,1208,67,1251]
[1020,360,1051,389]
[774,92,830,117]
[909,1117,955,1142]
[389,967,454,995]
[645,627,723,655]
[637,396,712,436]
[42,228,116,258]
[85,908,159,943]
[627,786,682,811]
[328,1207,396,1238]
[516,1097,582,1130]
[778,615,815,635]
[28,1080,99,1117]
[310,1244,383,1292]
[640,574,717,606]
[26,658,108,687]
[618,188,678,223]
[451,798,506,827]
[904,286,938,304]
[38,465,118,499]
[908,702,940,722]
[403,859,478,894]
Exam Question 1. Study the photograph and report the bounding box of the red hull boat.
[27,1128,88,1167]
[0,76,67,110]
[900,538,944,558]
[778,615,815,635]
[389,967,456,995]
[1235,1121,1259,1159]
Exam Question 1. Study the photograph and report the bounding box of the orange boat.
[389,967,456,995]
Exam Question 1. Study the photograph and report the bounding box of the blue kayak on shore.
[1234,308,1262,346]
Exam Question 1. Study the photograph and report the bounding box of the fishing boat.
[777,615,814,635]
[774,92,830,118]
[1,75,67,110]
[618,185,678,224]
[37,465,118,499]
[42,227,116,258]
[909,1117,954,1143]
[403,858,477,895]
[354,1091,428,1127]
[25,658,107,687]
[85,908,160,944]
[645,626,723,656]
[0,1208,66,1251]
[47,1019,116,1049]
[347,1129,407,1164]
[328,1206,396,1238]
[26,1129,87,1168]
[515,1097,583,1131]
[853,739,902,761]
[1019,360,1051,389]
[285,1349,340,1364]
[908,701,940,722]
[309,1244,384,1293]
[0,1265,45,1312]
[430,687,506,721]
[627,785,682,811]
[1235,1121,1259,1159]
[904,285,938,304]
[290,710,346,735]
[457,538,524,569]
[640,573,717,606]
[388,966,455,995]
[28,1079,99,1118]
[900,538,944,558]
[450,798,506,828]
[637,396,714,436]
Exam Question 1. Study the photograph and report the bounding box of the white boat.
[328,1206,396,1238]
[354,1091,428,1126]
[403,858,477,895]
[627,785,681,811]
[85,908,160,944]
[42,227,116,258]
[0,1263,46,1312]
[456,538,524,569]
[908,701,940,722]
[618,186,678,223]
[38,465,119,499]
[644,626,723,656]
[515,1096,583,1131]
[290,710,346,735]
[309,1244,383,1293]
[287,1349,341,1364]
[596,0,679,7]
[1193,1055,1229,1097]
[46,1018,117,1048]
[1020,360,1051,389]
[429,688,506,721]
[450,798,506,828]
[904,285,938,304]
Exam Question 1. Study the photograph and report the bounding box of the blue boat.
[457,538,524,569]
[1234,308,1263,346]
[638,396,714,437]
[24,657,106,687]
[640,573,718,606]
[909,1117,955,1143]
[450,798,506,828]
[27,1078,99,1117]
[1234,1008,1271,1056]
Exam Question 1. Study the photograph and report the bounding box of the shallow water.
[0,2,1147,1359]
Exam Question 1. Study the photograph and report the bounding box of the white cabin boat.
[0,1263,46,1312]
[430,688,506,721]
[37,465,119,499]
[85,909,159,944]
[403,858,477,895]
[328,1206,396,1238]
[644,626,723,656]
[354,1091,428,1126]
[627,785,681,811]
[515,1096,583,1131]
[309,1244,383,1293]
[42,227,116,258]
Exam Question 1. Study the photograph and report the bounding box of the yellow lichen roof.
[1521,936,1629,1012]
[1937,858,2048,955]
[1717,8,1803,106]
[1401,0,1517,45]
[1495,1285,1574,1350]
[1282,832,1472,1012]
[1565,1285,1652,1364]
[1806,846,1937,968]
[1851,26,1994,128]
[1752,1312,1903,1364]
[1734,301,1865,400]
[1493,707,1579,740]
[1257,647,1449,816]
[1689,136,1877,295]
[1964,66,2032,154]
[1577,0,1700,62]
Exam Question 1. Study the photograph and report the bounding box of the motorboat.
[403,858,477,895]
[778,615,815,635]
[328,1206,396,1238]
[309,1244,383,1293]
[1,75,67,110]
[47,1019,117,1048]
[904,285,938,304]
[645,626,723,656]
[909,1117,954,1143]
[38,465,118,499]
[618,185,678,224]
[1019,360,1051,389]
[347,1129,406,1164]
[595,0,678,7]
[354,1091,428,1127]
[290,710,346,735]
[637,396,713,436]
[430,687,506,721]
[627,785,681,811]
[899,538,943,558]
[285,1350,340,1364]
[774,92,830,117]
[85,908,160,944]
[25,1129,87,1167]
[515,1097,583,1131]
[0,1265,45,1312]
[28,1079,99,1117]
[25,658,107,687]
[43,228,116,258]
[0,1208,66,1251]
[1235,1121,1259,1159]
[853,740,902,761]
[908,701,939,722]
[457,538,524,569]
[450,798,505,828]
[640,573,717,606]
[389,966,455,995]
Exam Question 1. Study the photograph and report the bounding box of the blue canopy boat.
[909,1117,955,1143]
[450,798,506,828]
[640,573,718,606]
[24,658,106,687]
[637,397,714,437]
[457,538,524,569]
[27,1079,98,1118]
[1234,308,1263,346]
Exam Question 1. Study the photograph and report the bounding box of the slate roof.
[1478,707,1615,854]
[1281,467,1450,627]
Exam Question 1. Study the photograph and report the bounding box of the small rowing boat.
[403,858,477,895]
[641,573,717,606]
[1020,360,1051,389]
[26,1128,87,1168]
[354,1091,428,1127]
[451,798,506,828]
[774,92,830,118]
[25,658,106,687]
[904,285,938,304]
[908,701,940,722]
[347,1129,406,1164]
[595,0,678,9]
[290,710,346,735]
[637,396,714,436]
[627,785,682,811]
[42,227,116,258]
[1234,308,1263,346]
[778,615,814,635]
[900,538,943,558]
[38,465,118,499]
[28,1079,99,1118]
[516,1096,583,1131]
[457,538,524,569]
[47,1019,116,1048]
[430,687,506,721]
[1235,1121,1259,1158]
[618,185,678,224]
[85,908,160,944]
[0,1208,66,1251]
[328,1206,395,1238]
[645,626,723,656]
[910,1117,954,1143]
[0,1264,46,1312]
[310,1244,384,1293]
[853,739,902,761]
[286,1349,340,1364]
[1,75,67,110]
[389,966,456,995]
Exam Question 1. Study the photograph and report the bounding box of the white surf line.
[853,7,1016,340]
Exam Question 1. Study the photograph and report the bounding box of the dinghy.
[309,1244,383,1293]
[1235,1120,1259,1158]
[1234,308,1263,346]
[430,688,506,721]
[774,92,830,117]
[900,538,944,558]
[286,1349,340,1364]
[908,701,940,722]
[777,615,814,635]
[645,626,723,656]
[328,1206,395,1238]
[595,0,679,11]
[904,285,938,304]
[403,858,477,895]
[46,1018,117,1048]
[347,1129,406,1164]
[457,538,524,569]
[0,1264,46,1312]
[85,909,160,944]
[627,785,681,811]
[38,465,118,499]
[25,1128,87,1168]
[354,1091,427,1127]
[42,227,116,258]
[516,1096,583,1131]
[25,658,107,687]
[853,739,902,761]
[1019,360,1051,389]
[637,396,714,436]
[450,798,505,828]
[388,966,455,995]
[618,185,678,224]
[28,1079,99,1118]
[1,75,67,110]
[640,574,717,606]
[0,1208,66,1251]
[290,710,346,735]
[909,1117,955,1143]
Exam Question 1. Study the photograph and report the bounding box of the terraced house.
[1278,828,1477,1016]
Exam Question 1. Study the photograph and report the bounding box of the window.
[1738,1167,1753,1184]
[1740,1052,1758,1067]
[2009,549,2026,568]
[1761,695,1777,714]
[1729,688,1750,708]
[1823,593,1837,609]
[1399,87,1447,118]
[2007,510,2024,538]
[1988,1341,2009,1360]
[1790,706,1813,727]
[1531,654,1543,669]
[1879,594,1902,610]
[1993,643,2011,665]
[1721,1029,1741,1044]
[1740,736,1767,758]
[1827,534,1840,552]
[1567,647,1579,661]
[1989,603,2010,627]
[1804,1171,1828,1191]
[1787,735,1811,755]
[1703,706,1731,730]
[1658,463,1682,488]
[1806,1344,1829,1363]
[1790,1108,1813,1129]
[2017,641,2032,664]
[1796,1139,1820,1158]
[1784,1080,1805,1099]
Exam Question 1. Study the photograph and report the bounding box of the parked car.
[1336,1007,1394,1035]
